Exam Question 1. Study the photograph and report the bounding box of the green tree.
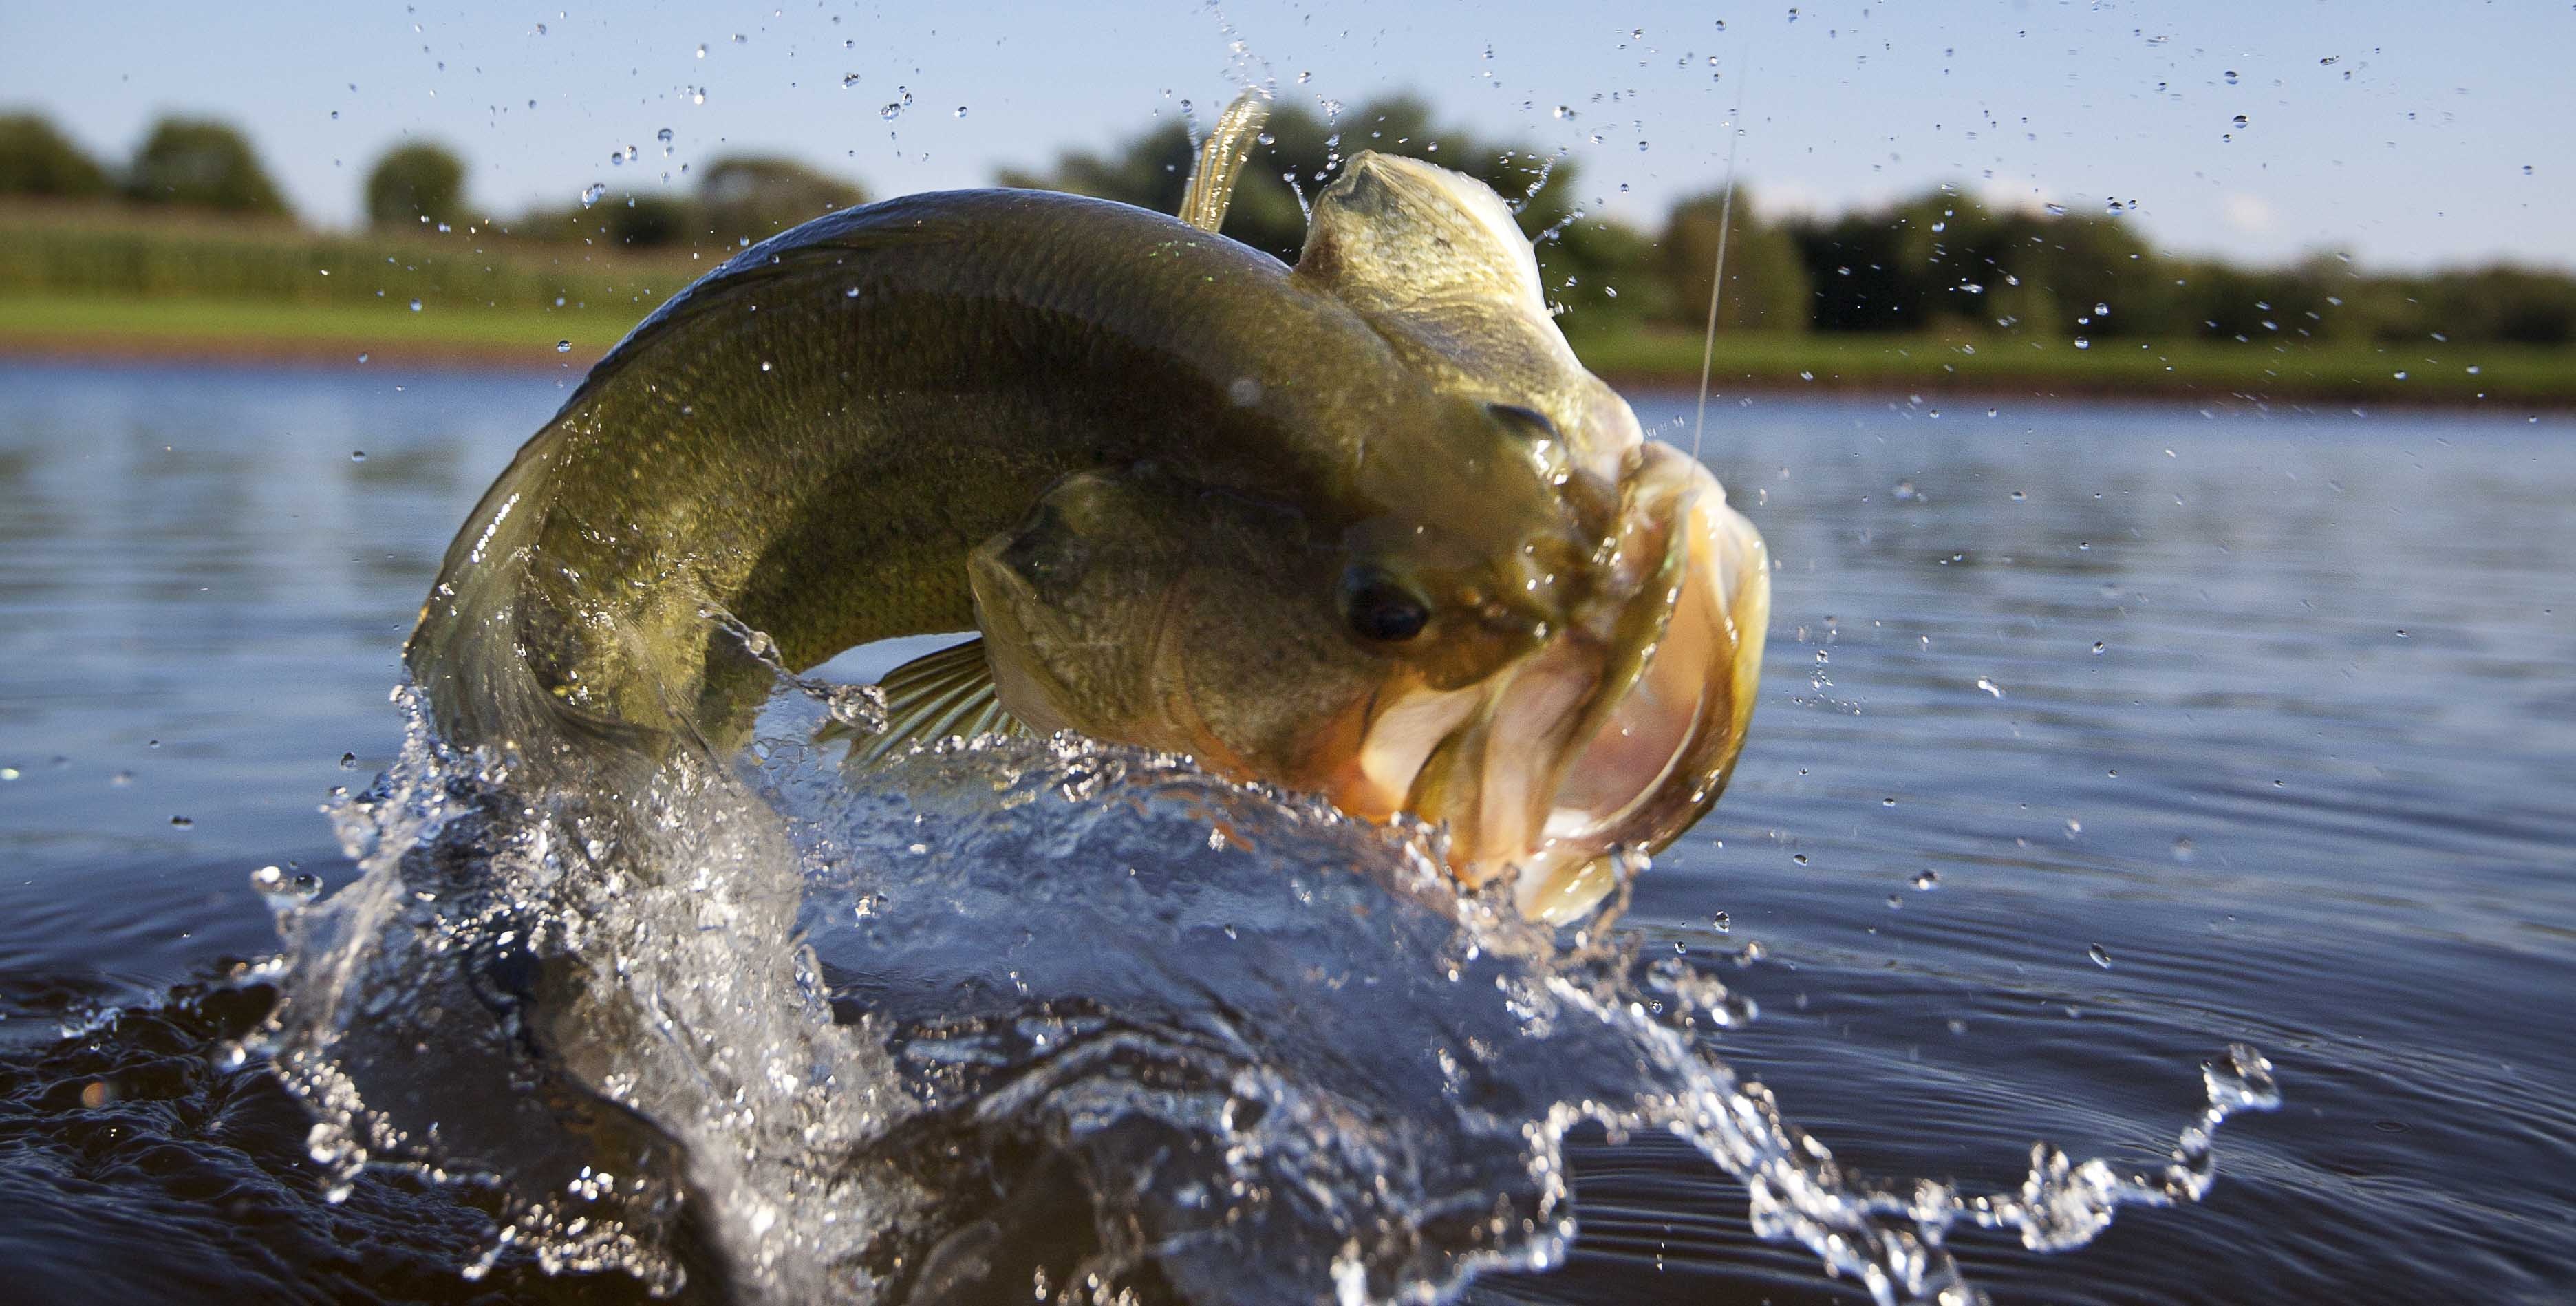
[124,116,290,215]
[605,194,689,248]
[1662,187,1810,332]
[364,142,466,227]
[697,156,866,245]
[1790,186,2187,339]
[0,112,109,198]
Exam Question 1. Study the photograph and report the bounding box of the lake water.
[1,360,2569,1303]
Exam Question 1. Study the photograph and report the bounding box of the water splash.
[259,653,2275,1303]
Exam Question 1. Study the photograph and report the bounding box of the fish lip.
[1398,442,1768,919]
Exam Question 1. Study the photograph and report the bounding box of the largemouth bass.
[409,114,1767,922]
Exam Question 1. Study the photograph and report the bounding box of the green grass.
[1567,326,2576,405]
[3,199,2570,402]
[6,291,2573,405]
[0,293,645,358]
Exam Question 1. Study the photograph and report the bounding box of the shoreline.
[0,330,594,374]
[3,328,2570,413]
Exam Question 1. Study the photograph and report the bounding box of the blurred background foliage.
[1,104,2569,351]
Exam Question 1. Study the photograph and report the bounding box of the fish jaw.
[1362,444,1768,923]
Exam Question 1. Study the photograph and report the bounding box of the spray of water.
[255,622,2278,1304]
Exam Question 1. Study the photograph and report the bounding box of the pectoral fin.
[823,636,1029,770]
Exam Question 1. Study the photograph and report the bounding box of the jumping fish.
[408,97,1768,921]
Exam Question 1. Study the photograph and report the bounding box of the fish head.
[1294,151,1774,919]
[969,433,1765,928]
[972,149,1769,923]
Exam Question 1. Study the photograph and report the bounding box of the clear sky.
[4,1,2568,272]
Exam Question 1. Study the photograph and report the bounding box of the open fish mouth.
[1367,443,1769,923]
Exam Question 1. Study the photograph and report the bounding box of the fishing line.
[1692,49,1754,465]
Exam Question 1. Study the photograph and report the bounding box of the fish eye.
[1342,568,1430,643]
[1485,403,1562,445]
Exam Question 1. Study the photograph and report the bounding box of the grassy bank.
[11,292,2569,408]
[0,294,638,366]
[2,201,2570,404]
[1571,325,2576,406]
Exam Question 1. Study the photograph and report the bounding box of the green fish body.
[410,151,1767,920]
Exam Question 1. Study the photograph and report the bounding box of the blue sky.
[5,1,2568,271]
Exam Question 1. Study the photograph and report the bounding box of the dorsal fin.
[1179,90,1271,233]
[820,637,1029,769]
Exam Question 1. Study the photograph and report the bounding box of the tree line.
[3,105,2568,347]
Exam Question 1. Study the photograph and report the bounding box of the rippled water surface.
[1,361,2569,1303]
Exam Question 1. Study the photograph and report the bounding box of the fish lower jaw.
[1501,846,1628,925]
[1458,462,1769,925]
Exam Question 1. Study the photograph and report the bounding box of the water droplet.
[2010,490,2027,502]
[1886,893,1904,910]
[2092,641,2107,654]
[954,105,968,118]
[0,767,17,781]
[1791,853,1808,865]
[2232,114,2250,128]
[1553,105,1574,120]
[339,752,357,769]
[2073,337,2091,350]
[2171,837,2196,861]
[760,360,773,372]
[695,43,707,58]
[1912,870,1940,890]
[169,815,195,829]
[2094,301,2110,316]
[554,339,572,354]
[579,182,608,207]
[1975,677,2004,698]
[2393,370,2409,381]
[356,352,369,364]
[656,127,674,144]
[250,864,324,912]
[2087,943,2112,968]
[2223,69,2240,84]
[349,450,366,462]
[1710,911,1730,933]
[407,299,422,312]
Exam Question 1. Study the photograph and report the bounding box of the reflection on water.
[1,363,2570,1303]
